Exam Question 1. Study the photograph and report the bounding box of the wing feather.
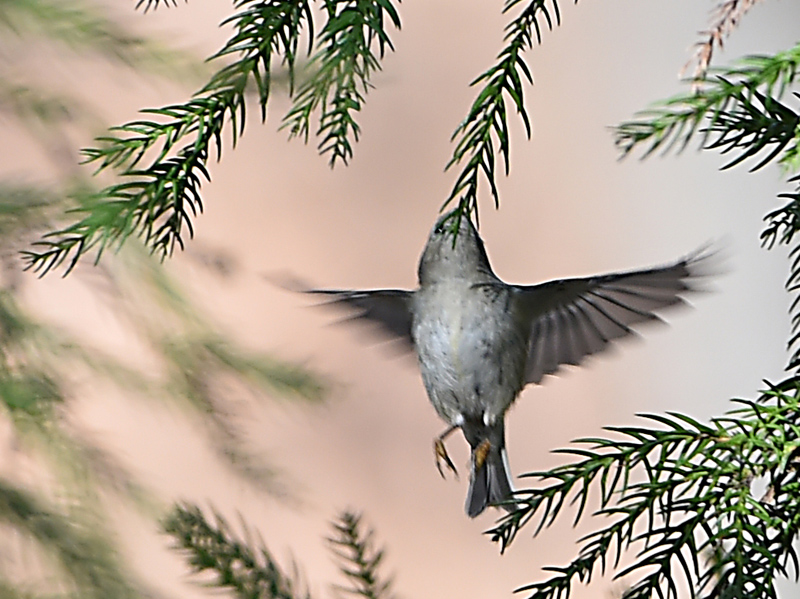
[518,247,713,385]
[304,288,415,350]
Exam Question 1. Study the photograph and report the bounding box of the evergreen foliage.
[328,511,394,599]
[492,387,800,599]
[8,1,800,599]
[494,5,800,599]
[0,3,324,597]
[21,0,570,273]
[163,504,394,599]
[165,503,309,599]
[24,0,402,275]
[0,479,140,599]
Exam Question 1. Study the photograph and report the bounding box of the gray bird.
[303,211,711,517]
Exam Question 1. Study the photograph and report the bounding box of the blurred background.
[0,0,798,598]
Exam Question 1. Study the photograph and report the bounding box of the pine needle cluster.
[163,504,394,599]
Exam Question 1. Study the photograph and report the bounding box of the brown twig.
[683,0,765,85]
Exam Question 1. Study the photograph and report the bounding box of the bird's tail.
[463,420,515,518]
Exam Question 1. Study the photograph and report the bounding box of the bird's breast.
[411,281,529,422]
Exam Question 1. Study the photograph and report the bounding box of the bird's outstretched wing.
[516,247,715,385]
[303,288,415,350]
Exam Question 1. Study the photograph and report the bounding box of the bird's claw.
[434,438,459,479]
[474,439,491,471]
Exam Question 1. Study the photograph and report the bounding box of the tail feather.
[465,443,515,518]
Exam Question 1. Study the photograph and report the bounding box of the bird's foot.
[434,437,459,479]
[474,439,492,471]
[434,425,459,479]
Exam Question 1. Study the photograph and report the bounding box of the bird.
[297,211,712,517]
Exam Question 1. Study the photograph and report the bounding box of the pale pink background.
[3,1,800,598]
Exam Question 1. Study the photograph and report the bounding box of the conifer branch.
[684,0,765,82]
[617,42,800,373]
[282,0,401,166]
[23,0,400,276]
[135,0,182,12]
[444,0,570,223]
[614,44,800,159]
[164,503,309,599]
[492,382,800,599]
[164,505,395,599]
[328,511,394,599]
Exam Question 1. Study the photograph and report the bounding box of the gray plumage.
[303,212,712,517]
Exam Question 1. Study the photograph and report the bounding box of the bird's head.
[418,211,494,285]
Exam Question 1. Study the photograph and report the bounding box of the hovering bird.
[299,211,711,517]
